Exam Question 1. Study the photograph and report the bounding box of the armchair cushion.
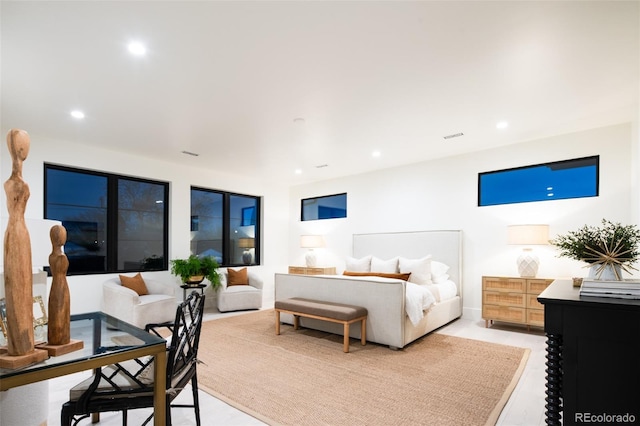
[227,267,249,286]
[119,272,149,295]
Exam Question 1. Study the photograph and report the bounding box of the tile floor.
[45,310,548,426]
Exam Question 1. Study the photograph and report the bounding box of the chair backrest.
[166,291,205,386]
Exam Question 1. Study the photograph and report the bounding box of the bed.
[274,230,462,349]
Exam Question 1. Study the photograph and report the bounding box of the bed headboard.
[353,230,462,293]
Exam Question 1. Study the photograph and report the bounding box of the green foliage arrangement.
[170,255,221,289]
[550,219,640,279]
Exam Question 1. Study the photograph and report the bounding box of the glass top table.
[0,311,167,425]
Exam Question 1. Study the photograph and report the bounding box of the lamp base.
[242,250,253,265]
[305,250,317,268]
[517,248,539,278]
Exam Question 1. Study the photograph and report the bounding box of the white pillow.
[431,261,450,278]
[345,255,371,272]
[398,256,432,285]
[371,256,398,273]
[432,273,450,284]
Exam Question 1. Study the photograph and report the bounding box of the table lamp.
[300,235,325,267]
[507,224,549,277]
[238,238,255,265]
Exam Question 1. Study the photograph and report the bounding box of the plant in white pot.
[550,219,640,280]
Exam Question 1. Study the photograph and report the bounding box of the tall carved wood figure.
[48,225,70,345]
[3,129,35,356]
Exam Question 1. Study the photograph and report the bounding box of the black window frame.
[478,156,599,207]
[190,186,261,267]
[301,192,347,221]
[44,164,169,275]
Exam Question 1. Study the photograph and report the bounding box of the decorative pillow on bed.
[431,261,450,282]
[343,271,411,281]
[398,256,432,285]
[370,256,399,273]
[345,255,372,272]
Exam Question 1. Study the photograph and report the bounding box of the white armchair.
[102,276,177,329]
[217,269,263,312]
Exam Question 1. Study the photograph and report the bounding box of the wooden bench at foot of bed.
[274,297,368,353]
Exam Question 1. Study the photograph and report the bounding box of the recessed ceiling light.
[128,41,147,56]
[372,150,381,158]
[496,121,509,129]
[295,169,302,175]
[70,110,85,119]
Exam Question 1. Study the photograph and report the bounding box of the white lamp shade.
[300,235,325,248]
[507,225,549,245]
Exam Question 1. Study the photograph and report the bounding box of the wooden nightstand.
[482,276,553,330]
[288,266,336,275]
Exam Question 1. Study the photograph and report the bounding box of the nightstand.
[482,276,553,330]
[288,266,336,275]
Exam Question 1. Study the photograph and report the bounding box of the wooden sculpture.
[40,224,83,356]
[0,129,47,368]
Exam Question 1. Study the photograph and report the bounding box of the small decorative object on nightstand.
[482,275,554,330]
[288,266,336,275]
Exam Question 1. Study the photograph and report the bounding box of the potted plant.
[170,255,221,289]
[550,219,640,280]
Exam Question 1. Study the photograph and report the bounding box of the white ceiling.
[1,1,638,185]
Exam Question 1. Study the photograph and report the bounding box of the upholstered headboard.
[352,230,462,295]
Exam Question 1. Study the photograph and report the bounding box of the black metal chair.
[61,291,205,426]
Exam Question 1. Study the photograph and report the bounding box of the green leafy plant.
[170,255,221,289]
[550,219,640,279]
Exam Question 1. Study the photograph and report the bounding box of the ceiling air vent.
[443,132,464,140]
[181,150,199,157]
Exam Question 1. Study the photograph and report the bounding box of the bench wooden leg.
[293,315,299,330]
[275,310,281,335]
[361,318,366,346]
[343,322,350,353]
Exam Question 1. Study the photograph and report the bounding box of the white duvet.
[405,282,437,326]
[405,280,458,326]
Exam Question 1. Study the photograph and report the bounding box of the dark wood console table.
[538,280,640,425]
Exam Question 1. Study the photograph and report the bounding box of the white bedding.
[405,280,458,326]
[405,282,436,326]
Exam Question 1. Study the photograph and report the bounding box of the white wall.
[0,135,290,313]
[1,123,636,318]
[288,123,637,320]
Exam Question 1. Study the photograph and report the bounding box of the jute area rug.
[197,309,529,426]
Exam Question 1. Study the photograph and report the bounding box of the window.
[301,193,347,221]
[478,156,599,207]
[44,164,169,274]
[190,187,260,266]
